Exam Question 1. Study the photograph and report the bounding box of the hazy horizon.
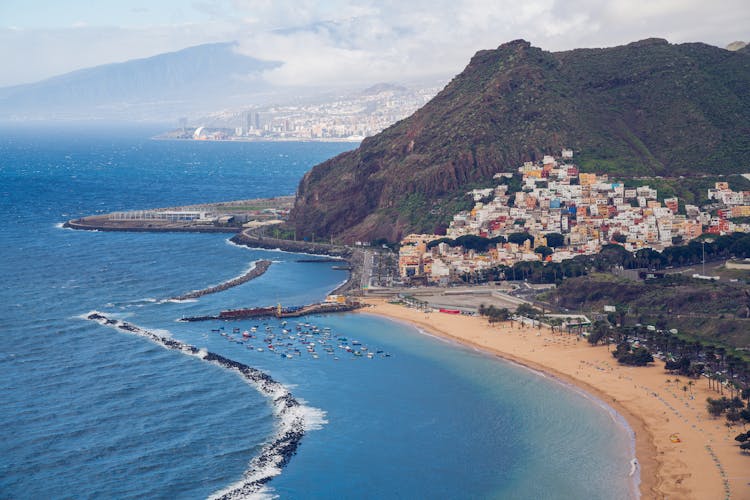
[1,0,747,88]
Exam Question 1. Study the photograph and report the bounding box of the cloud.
[1,0,748,88]
[230,0,750,87]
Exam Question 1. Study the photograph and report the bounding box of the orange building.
[579,173,597,186]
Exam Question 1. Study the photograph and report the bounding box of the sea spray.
[85,312,325,498]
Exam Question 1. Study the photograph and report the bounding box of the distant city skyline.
[1,0,747,87]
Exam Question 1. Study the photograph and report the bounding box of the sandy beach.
[359,298,750,500]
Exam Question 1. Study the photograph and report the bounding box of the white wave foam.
[226,238,244,248]
[56,222,79,231]
[83,312,326,498]
[296,401,328,431]
[115,298,158,306]
[76,310,133,321]
[79,310,104,321]
[228,239,338,260]
[327,277,350,295]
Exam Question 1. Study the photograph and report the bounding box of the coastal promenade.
[360,299,750,500]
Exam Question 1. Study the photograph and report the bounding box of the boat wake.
[85,311,325,499]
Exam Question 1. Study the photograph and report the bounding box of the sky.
[0,0,748,88]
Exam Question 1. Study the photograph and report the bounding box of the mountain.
[0,42,280,120]
[289,38,750,243]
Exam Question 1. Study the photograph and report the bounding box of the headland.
[63,196,294,233]
[358,298,750,500]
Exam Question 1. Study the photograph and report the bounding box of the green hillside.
[290,39,750,243]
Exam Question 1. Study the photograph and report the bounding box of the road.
[361,250,374,289]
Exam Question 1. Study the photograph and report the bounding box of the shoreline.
[63,212,749,497]
[358,298,749,500]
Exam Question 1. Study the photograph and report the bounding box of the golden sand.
[358,298,750,500]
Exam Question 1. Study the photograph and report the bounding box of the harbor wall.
[64,218,240,233]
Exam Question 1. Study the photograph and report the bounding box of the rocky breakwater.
[230,229,363,295]
[230,229,352,257]
[170,260,272,301]
[86,312,317,498]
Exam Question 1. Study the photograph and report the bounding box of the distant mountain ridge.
[289,38,750,243]
[0,42,280,120]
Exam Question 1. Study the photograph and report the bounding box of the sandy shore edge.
[357,298,749,500]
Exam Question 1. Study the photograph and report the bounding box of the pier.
[180,300,363,322]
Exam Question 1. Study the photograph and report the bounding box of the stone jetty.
[171,260,272,301]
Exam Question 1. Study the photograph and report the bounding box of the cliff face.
[290,39,750,243]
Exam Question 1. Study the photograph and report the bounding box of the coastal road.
[361,250,374,290]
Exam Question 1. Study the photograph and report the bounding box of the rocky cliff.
[290,39,750,243]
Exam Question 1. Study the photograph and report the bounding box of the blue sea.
[0,125,636,499]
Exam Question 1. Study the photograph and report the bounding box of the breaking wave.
[85,312,325,498]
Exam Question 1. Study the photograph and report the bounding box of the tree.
[588,320,609,345]
[729,235,750,258]
[508,232,534,246]
[516,303,540,318]
[426,237,454,250]
[707,397,729,417]
[534,245,553,259]
[665,357,692,375]
[613,343,654,366]
[545,232,565,248]
[727,408,742,423]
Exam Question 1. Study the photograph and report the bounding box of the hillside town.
[399,150,750,283]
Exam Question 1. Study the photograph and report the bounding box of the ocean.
[0,124,636,499]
